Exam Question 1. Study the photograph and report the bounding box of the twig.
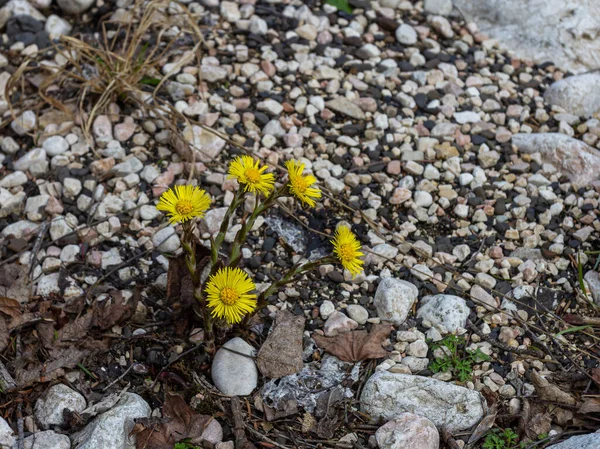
[231,397,256,449]
[244,424,292,449]
[148,343,204,390]
[102,364,133,391]
[440,427,461,449]
[16,399,24,449]
[0,360,17,392]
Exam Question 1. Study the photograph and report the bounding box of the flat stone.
[396,24,418,45]
[324,311,358,336]
[212,337,258,396]
[183,125,226,162]
[325,97,366,120]
[547,434,600,449]
[152,227,181,252]
[23,430,71,449]
[361,372,485,432]
[512,133,600,187]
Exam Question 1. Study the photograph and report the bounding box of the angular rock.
[0,417,15,449]
[152,227,180,252]
[23,430,71,449]
[323,311,358,336]
[182,125,226,162]
[424,0,453,16]
[35,384,87,429]
[212,337,258,396]
[584,270,600,305]
[544,73,600,118]
[453,0,600,74]
[512,133,600,187]
[375,413,439,449]
[374,278,419,325]
[361,372,485,431]
[71,393,151,449]
[417,294,470,332]
[57,0,95,14]
[547,434,600,449]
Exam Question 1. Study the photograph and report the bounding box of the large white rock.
[376,413,439,449]
[0,417,15,449]
[453,0,600,74]
[35,384,87,429]
[512,133,600,188]
[374,278,419,325]
[211,337,258,396]
[417,294,470,332]
[361,372,485,432]
[71,393,151,449]
[23,430,71,449]
[547,433,600,449]
[544,73,600,118]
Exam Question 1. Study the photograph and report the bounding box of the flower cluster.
[156,156,364,339]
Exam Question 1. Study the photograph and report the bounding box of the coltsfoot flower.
[331,225,364,277]
[228,155,275,196]
[205,267,257,324]
[285,160,321,207]
[157,185,211,224]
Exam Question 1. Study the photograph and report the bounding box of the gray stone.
[249,16,268,35]
[509,248,543,261]
[361,372,485,432]
[374,278,419,325]
[45,14,72,37]
[417,295,470,332]
[0,0,46,30]
[111,157,143,176]
[57,0,95,14]
[453,0,600,74]
[320,300,335,319]
[424,0,453,16]
[14,148,47,172]
[470,285,497,311]
[0,171,27,188]
[325,97,366,120]
[42,136,69,156]
[35,384,86,429]
[375,413,439,449]
[0,417,15,449]
[200,65,228,83]
[11,110,36,135]
[512,133,600,187]
[1,220,39,239]
[71,393,151,449]
[547,434,600,449]
[220,1,240,22]
[183,125,226,162]
[152,227,181,252]
[49,217,73,241]
[346,305,369,325]
[36,273,61,297]
[211,337,258,396]
[584,270,600,305]
[454,111,480,124]
[544,74,600,118]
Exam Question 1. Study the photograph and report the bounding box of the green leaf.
[140,76,161,86]
[555,324,592,336]
[325,0,353,14]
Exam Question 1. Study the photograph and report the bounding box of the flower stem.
[211,188,245,267]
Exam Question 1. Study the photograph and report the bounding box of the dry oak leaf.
[257,310,305,379]
[313,324,393,362]
[531,371,577,406]
[133,394,213,449]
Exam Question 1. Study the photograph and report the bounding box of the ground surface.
[1,1,600,449]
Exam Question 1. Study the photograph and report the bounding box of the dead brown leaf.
[16,347,90,388]
[313,324,393,362]
[133,394,213,449]
[531,371,578,406]
[257,310,305,379]
[58,311,94,342]
[0,317,8,353]
[0,296,22,319]
[92,290,138,330]
[0,263,30,304]
[579,398,600,414]
[467,404,498,445]
[591,368,600,388]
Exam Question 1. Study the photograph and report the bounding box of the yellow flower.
[331,225,364,277]
[205,267,257,324]
[285,160,321,207]
[228,155,275,196]
[157,185,211,225]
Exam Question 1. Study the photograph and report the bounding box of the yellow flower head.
[285,160,321,207]
[205,267,257,324]
[228,155,275,196]
[331,225,364,277]
[157,185,211,225]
